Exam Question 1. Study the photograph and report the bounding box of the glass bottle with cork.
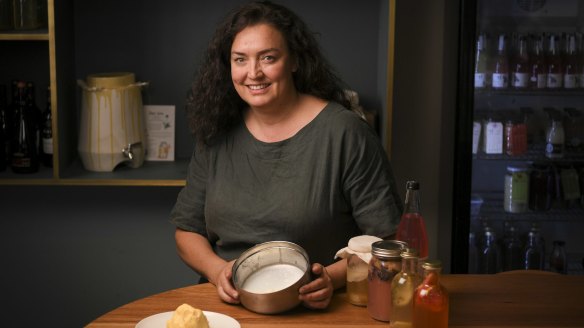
[474,33,490,89]
[547,34,563,89]
[511,35,530,89]
[390,248,421,328]
[367,240,406,322]
[412,260,449,328]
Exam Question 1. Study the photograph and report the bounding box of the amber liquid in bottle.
[413,260,448,328]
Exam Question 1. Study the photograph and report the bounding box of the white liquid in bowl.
[241,263,305,294]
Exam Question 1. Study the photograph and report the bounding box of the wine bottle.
[41,86,53,167]
[474,33,489,89]
[10,81,39,173]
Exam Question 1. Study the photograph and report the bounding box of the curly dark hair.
[186,0,351,145]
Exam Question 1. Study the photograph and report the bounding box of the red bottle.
[396,181,429,260]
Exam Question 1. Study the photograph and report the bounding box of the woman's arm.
[174,228,239,303]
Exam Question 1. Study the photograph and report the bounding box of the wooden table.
[86,273,584,327]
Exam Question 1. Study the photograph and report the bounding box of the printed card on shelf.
[144,105,175,161]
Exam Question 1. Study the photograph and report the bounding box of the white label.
[484,122,503,154]
[472,122,481,154]
[512,73,529,88]
[474,73,486,88]
[42,138,53,154]
[547,73,562,88]
[492,73,508,88]
[564,74,577,88]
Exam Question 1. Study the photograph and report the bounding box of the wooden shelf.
[0,30,49,41]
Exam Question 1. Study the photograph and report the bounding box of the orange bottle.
[412,260,448,328]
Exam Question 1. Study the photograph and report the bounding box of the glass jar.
[345,235,381,306]
[504,165,530,213]
[367,240,406,322]
[504,115,527,156]
[390,248,421,328]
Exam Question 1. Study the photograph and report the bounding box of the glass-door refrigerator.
[452,0,584,274]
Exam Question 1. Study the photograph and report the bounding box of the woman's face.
[230,23,297,111]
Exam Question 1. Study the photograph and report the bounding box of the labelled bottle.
[547,34,563,89]
[524,225,545,270]
[412,260,449,328]
[482,113,504,155]
[390,248,421,328]
[511,35,530,89]
[396,181,429,263]
[10,81,39,173]
[478,226,500,274]
[545,112,565,159]
[474,33,490,89]
[549,240,567,274]
[563,34,579,89]
[529,34,547,89]
[491,34,509,89]
[41,86,53,167]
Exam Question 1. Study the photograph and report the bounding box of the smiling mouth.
[247,83,270,90]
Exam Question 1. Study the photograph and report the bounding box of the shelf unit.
[0,0,189,187]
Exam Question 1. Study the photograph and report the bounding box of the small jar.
[367,240,406,322]
[345,235,381,306]
[504,165,530,213]
[504,117,527,156]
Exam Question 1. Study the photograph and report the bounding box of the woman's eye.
[233,57,245,64]
[262,55,275,62]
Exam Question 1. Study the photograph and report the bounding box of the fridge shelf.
[474,89,584,97]
[472,191,584,223]
[473,143,584,162]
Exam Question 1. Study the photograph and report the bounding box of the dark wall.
[0,186,196,327]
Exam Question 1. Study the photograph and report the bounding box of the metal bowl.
[232,241,311,314]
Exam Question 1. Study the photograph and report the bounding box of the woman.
[170,0,402,309]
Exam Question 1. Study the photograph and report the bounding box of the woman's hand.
[213,260,240,304]
[298,263,334,309]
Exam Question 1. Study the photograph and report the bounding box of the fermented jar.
[345,235,381,306]
[504,165,529,213]
[367,240,406,322]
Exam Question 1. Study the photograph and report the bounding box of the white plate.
[135,311,240,328]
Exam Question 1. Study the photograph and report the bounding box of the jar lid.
[86,72,135,88]
[348,235,382,253]
[371,240,407,259]
[421,259,442,270]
